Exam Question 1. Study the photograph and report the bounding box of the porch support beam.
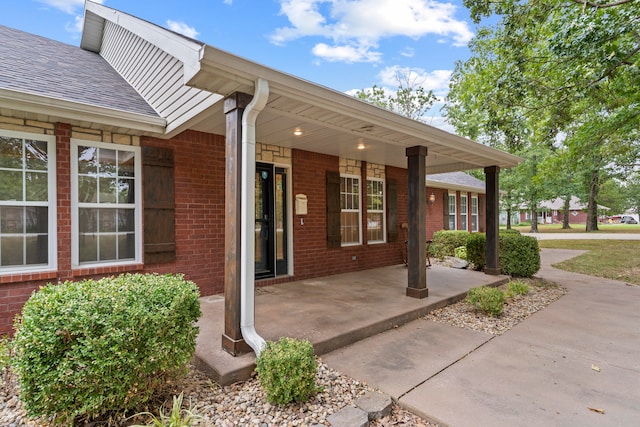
[484,166,500,275]
[222,91,253,356]
[406,146,428,298]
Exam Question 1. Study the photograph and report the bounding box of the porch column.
[406,146,428,298]
[222,92,253,355]
[484,166,500,275]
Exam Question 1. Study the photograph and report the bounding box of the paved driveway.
[323,249,640,426]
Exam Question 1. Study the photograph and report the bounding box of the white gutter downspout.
[240,78,269,356]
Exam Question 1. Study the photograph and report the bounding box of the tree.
[355,69,437,122]
[445,0,640,231]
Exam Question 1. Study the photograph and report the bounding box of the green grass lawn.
[511,223,640,233]
[536,239,640,285]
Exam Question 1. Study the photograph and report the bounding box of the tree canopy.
[445,0,640,231]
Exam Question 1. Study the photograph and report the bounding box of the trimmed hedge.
[465,233,486,271]
[499,233,540,277]
[12,273,201,425]
[256,337,319,405]
[464,232,540,277]
[430,230,470,259]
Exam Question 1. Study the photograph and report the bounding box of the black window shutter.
[326,171,341,248]
[386,178,398,243]
[443,192,450,230]
[143,146,176,263]
[479,196,485,232]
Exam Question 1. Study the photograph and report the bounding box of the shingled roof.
[427,171,485,192]
[0,25,158,117]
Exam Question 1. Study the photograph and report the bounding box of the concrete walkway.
[522,232,640,240]
[323,249,640,426]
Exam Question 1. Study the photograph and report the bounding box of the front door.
[255,163,288,279]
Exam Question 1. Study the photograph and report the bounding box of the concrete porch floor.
[194,263,508,386]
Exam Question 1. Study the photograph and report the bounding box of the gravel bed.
[424,278,567,335]
[0,277,565,427]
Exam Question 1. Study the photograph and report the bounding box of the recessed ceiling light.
[293,128,302,136]
[357,142,365,150]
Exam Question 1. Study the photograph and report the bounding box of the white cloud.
[400,47,415,58]
[270,0,473,62]
[312,42,382,63]
[166,20,200,39]
[223,0,233,4]
[378,66,452,96]
[37,0,97,14]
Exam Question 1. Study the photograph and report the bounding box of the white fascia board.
[426,181,485,194]
[0,88,166,134]
[82,1,205,84]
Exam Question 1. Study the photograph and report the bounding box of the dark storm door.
[255,163,288,279]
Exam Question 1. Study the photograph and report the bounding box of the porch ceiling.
[185,46,522,174]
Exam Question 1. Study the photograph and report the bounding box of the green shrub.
[0,336,10,385]
[499,234,540,277]
[12,273,201,425]
[465,233,486,270]
[500,228,521,235]
[430,230,470,259]
[454,246,467,259]
[255,337,319,405]
[466,286,504,317]
[505,280,530,299]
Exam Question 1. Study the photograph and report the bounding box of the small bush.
[505,280,530,299]
[454,246,467,259]
[500,228,521,235]
[12,273,201,425]
[430,230,470,259]
[0,336,10,385]
[255,337,319,405]
[499,234,540,277]
[466,286,504,317]
[465,233,486,270]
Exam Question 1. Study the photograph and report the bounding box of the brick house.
[0,2,520,351]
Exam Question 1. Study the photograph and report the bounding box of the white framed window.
[471,195,479,232]
[448,193,457,230]
[460,193,468,232]
[71,140,142,267]
[0,131,56,273]
[366,178,385,244]
[340,175,361,245]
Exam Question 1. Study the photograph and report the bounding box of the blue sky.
[1,0,479,131]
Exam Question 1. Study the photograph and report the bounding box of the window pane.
[79,234,97,263]
[0,170,23,200]
[99,235,117,261]
[79,208,98,233]
[118,151,135,177]
[25,140,48,171]
[118,233,135,259]
[99,209,117,233]
[1,207,23,233]
[1,236,23,265]
[25,207,48,233]
[367,212,383,242]
[118,179,135,204]
[25,235,48,264]
[78,176,97,203]
[78,146,98,175]
[0,137,23,169]
[25,171,48,201]
[118,209,135,232]
[99,149,117,177]
[99,177,117,203]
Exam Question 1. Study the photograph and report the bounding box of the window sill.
[72,263,144,278]
[0,270,57,284]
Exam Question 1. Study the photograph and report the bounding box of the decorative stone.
[355,391,393,420]
[327,406,369,427]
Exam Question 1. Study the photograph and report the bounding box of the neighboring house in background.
[0,2,521,348]
[425,172,487,238]
[517,196,608,224]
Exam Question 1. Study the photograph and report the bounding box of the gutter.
[240,78,269,356]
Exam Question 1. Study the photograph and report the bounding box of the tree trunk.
[586,170,600,232]
[530,207,539,233]
[562,196,571,229]
[506,207,512,230]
